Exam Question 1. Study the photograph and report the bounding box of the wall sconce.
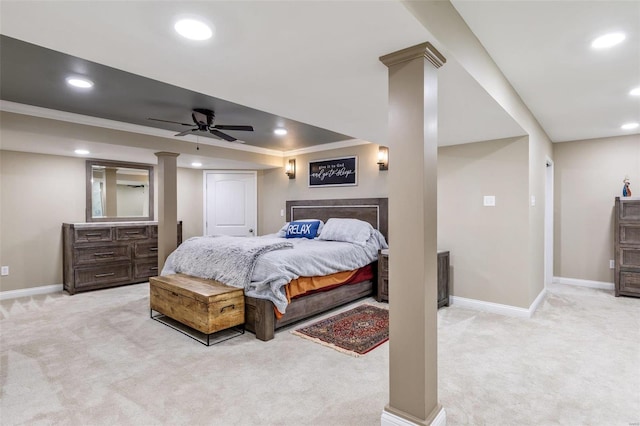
[285,159,296,179]
[377,146,389,170]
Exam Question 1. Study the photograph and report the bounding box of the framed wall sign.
[308,156,358,187]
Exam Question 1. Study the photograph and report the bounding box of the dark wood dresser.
[614,197,640,297]
[62,221,182,295]
[377,249,450,308]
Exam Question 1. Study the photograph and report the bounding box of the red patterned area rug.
[291,304,389,357]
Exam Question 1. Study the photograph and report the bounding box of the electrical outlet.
[609,259,615,269]
[1,266,8,276]
[483,195,496,207]
[280,209,284,217]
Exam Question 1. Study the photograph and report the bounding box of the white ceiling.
[451,0,640,142]
[0,0,637,166]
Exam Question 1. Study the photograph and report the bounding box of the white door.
[204,171,257,237]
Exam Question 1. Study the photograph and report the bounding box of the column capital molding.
[379,42,446,69]
[154,152,180,158]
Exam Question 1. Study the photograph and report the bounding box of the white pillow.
[317,218,374,246]
[277,219,324,238]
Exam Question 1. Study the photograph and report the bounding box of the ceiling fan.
[148,108,254,142]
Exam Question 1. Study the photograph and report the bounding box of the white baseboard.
[450,287,547,319]
[0,284,63,301]
[529,287,547,314]
[552,276,614,291]
[381,406,446,426]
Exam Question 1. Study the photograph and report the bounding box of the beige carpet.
[0,283,638,425]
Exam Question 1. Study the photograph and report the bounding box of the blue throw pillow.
[285,220,321,239]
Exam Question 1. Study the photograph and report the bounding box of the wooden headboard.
[286,198,388,239]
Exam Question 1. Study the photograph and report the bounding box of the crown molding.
[379,41,446,69]
[284,138,371,156]
[0,101,284,157]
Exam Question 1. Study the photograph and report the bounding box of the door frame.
[544,157,554,286]
[202,170,258,236]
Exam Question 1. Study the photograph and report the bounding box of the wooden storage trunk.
[150,274,244,334]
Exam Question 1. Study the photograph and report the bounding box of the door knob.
[249,228,254,234]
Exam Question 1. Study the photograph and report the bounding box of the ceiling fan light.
[74,149,90,155]
[191,162,202,167]
[621,122,639,130]
[66,77,93,89]
[591,32,625,49]
[630,87,640,96]
[274,128,288,136]
[174,19,213,41]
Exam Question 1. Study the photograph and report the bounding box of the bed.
[163,197,388,341]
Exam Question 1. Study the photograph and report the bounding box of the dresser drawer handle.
[150,267,158,271]
[125,231,140,235]
[95,272,115,278]
[86,233,102,237]
[220,304,235,313]
[93,252,114,256]
[150,247,158,251]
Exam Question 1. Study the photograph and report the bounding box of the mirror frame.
[86,159,154,222]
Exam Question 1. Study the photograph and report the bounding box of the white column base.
[381,406,446,426]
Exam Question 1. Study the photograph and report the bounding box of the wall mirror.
[86,159,154,222]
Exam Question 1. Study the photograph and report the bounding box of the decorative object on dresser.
[62,221,182,295]
[614,197,640,297]
[149,274,245,346]
[377,249,450,308]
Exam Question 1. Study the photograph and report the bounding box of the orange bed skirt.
[274,264,374,319]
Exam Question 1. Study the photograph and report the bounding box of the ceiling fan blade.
[175,128,198,137]
[147,118,193,126]
[210,129,237,142]
[213,125,254,132]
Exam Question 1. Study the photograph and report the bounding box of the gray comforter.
[162,231,387,314]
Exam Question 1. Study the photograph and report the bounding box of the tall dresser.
[614,197,640,297]
[62,221,182,295]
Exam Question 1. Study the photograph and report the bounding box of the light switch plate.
[609,260,615,269]
[531,195,536,206]
[483,195,496,207]
[1,266,8,276]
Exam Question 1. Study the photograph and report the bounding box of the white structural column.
[154,151,179,272]
[379,43,446,425]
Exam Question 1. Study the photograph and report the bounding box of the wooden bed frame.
[244,197,388,341]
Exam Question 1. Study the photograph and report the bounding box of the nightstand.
[376,249,450,308]
[376,249,389,302]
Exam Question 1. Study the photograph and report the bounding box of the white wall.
[0,149,208,292]
[438,136,531,307]
[554,134,640,282]
[259,143,388,234]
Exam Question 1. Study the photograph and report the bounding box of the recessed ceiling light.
[591,32,625,49]
[66,77,94,89]
[174,19,212,41]
[630,87,640,96]
[621,122,639,130]
[74,149,90,155]
[274,128,288,136]
[191,162,202,167]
